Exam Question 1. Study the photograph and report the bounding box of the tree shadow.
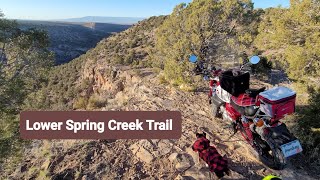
[139,71,154,77]
[227,159,265,180]
[283,87,320,178]
[200,127,230,150]
[194,86,210,93]
[257,69,290,86]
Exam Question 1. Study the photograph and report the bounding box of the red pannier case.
[259,86,296,120]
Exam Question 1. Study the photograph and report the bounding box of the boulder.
[157,140,172,156]
[169,153,178,162]
[138,140,154,151]
[151,139,160,144]
[176,161,192,172]
[197,110,207,116]
[184,166,208,179]
[130,143,154,164]
[174,175,195,180]
[136,148,154,164]
[175,153,193,172]
[186,148,199,164]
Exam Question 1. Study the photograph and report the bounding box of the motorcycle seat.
[245,87,266,98]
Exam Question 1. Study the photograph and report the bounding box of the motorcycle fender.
[226,103,241,120]
[211,94,224,116]
[212,94,225,107]
[265,123,296,148]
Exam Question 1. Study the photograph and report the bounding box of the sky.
[0,0,290,20]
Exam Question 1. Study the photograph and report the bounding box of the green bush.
[297,88,320,162]
[155,0,259,87]
[87,95,107,110]
[252,56,272,75]
[159,74,168,84]
[163,59,187,86]
[73,97,88,110]
[114,54,124,64]
[254,0,320,81]
[285,86,320,171]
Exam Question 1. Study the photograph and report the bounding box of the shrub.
[179,84,196,92]
[159,74,168,84]
[163,59,186,86]
[114,55,124,64]
[87,95,107,110]
[285,86,320,172]
[73,97,88,110]
[252,56,272,75]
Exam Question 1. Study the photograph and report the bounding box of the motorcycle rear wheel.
[254,136,286,170]
[239,125,287,170]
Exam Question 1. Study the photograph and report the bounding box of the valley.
[18,20,131,64]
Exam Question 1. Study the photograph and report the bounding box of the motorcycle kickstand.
[232,122,238,135]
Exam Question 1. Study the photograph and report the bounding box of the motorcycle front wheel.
[211,103,220,117]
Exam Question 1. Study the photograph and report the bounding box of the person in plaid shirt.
[192,132,230,178]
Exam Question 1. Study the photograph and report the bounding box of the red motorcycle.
[189,55,302,170]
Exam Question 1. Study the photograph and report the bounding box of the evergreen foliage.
[154,0,261,86]
[0,12,54,164]
[255,0,320,80]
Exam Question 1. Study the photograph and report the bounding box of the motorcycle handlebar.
[193,65,250,82]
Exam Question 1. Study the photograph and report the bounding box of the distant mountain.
[55,16,145,25]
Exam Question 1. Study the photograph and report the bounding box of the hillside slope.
[10,67,317,179]
[21,16,167,112]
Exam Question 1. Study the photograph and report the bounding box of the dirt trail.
[10,68,317,180]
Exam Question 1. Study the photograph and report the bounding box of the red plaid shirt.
[192,137,228,173]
